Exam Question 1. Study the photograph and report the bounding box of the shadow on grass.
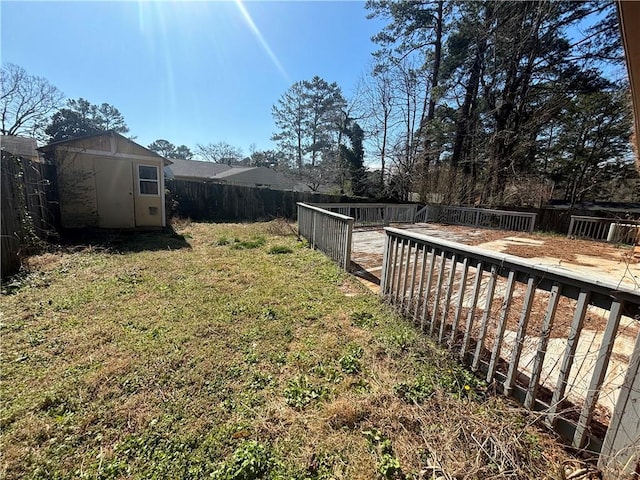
[350,261,381,285]
[58,225,191,254]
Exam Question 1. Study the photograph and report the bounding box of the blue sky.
[2,1,386,155]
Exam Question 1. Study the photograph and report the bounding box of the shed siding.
[57,151,99,228]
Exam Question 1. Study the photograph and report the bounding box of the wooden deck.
[351,222,640,292]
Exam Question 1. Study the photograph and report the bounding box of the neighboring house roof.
[0,135,40,160]
[215,166,295,189]
[164,158,232,180]
[165,158,297,190]
[38,131,172,165]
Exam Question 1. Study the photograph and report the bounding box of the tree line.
[2,0,637,205]
[268,1,636,204]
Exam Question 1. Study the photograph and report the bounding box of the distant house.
[165,158,298,191]
[0,135,41,162]
[39,131,171,229]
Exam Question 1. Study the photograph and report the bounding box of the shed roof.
[38,131,171,164]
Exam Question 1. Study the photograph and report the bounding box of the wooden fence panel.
[1,154,23,277]
[166,180,355,222]
[1,153,59,278]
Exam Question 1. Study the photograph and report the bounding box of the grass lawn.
[1,220,581,479]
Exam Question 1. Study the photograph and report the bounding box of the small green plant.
[393,374,434,404]
[231,236,266,250]
[378,453,402,479]
[217,236,230,246]
[350,378,370,393]
[437,364,485,399]
[284,376,328,408]
[363,428,404,479]
[379,327,416,356]
[350,311,375,328]
[310,364,343,384]
[249,372,273,391]
[268,245,293,254]
[269,352,287,366]
[304,451,341,479]
[339,344,364,374]
[211,440,272,480]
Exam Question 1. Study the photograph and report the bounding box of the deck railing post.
[599,328,640,477]
[344,217,353,271]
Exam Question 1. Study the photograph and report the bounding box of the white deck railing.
[380,227,640,475]
[311,203,418,227]
[439,206,537,232]
[568,215,640,244]
[297,203,354,270]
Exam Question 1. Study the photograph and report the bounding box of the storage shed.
[39,131,170,229]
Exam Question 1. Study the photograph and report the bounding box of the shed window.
[138,165,159,195]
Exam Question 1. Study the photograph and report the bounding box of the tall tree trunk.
[450,39,483,204]
[419,0,444,199]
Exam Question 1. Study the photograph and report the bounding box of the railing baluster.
[573,300,624,449]
[504,276,537,395]
[486,270,517,383]
[413,246,428,322]
[472,264,498,372]
[524,283,561,409]
[399,242,413,311]
[407,242,420,311]
[394,239,407,304]
[449,257,469,347]
[388,236,400,300]
[438,254,458,343]
[460,261,484,360]
[547,290,590,426]
[420,249,437,331]
[429,251,447,336]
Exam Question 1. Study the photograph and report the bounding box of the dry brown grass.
[1,221,597,480]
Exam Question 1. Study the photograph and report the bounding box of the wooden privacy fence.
[1,153,59,278]
[297,203,354,270]
[166,179,355,222]
[438,206,537,232]
[311,203,418,227]
[380,227,640,476]
[568,215,640,244]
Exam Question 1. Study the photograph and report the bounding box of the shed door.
[94,158,135,228]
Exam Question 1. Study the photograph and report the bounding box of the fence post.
[344,217,353,271]
[598,329,640,477]
[380,233,389,295]
[475,209,481,226]
[567,216,576,238]
[311,210,317,248]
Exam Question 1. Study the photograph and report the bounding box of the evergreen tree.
[45,98,129,143]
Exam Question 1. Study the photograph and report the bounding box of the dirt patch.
[438,225,517,245]
[500,235,637,265]
[350,252,384,271]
